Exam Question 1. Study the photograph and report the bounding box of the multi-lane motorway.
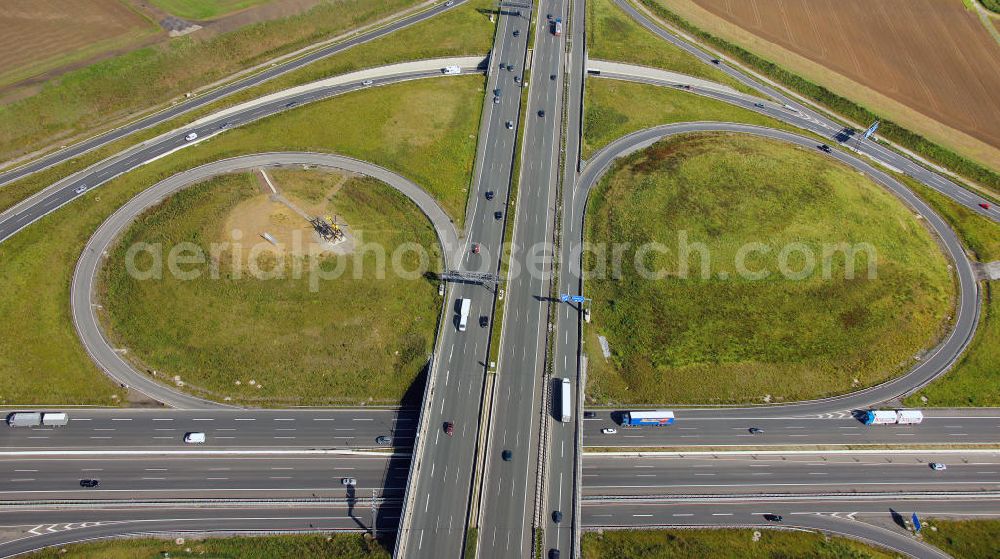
[2,0,999,557]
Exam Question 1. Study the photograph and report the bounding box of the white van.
[442,66,461,75]
[458,298,471,331]
[184,432,206,444]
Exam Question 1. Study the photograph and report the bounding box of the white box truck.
[458,298,471,331]
[862,410,898,425]
[895,410,924,424]
[6,412,42,427]
[41,412,69,426]
[559,378,572,422]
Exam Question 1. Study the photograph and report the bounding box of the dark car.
[764,514,783,522]
[552,510,563,523]
[506,64,514,71]
[513,30,520,37]
[550,74,556,80]
[494,210,503,220]
[749,427,763,434]
[480,316,489,328]
[583,411,596,419]
[538,110,545,117]
[285,101,297,108]
[549,549,560,559]
[711,58,721,64]
[485,190,495,200]
[818,144,832,152]
[79,479,100,488]
[375,435,391,445]
[445,422,455,436]
[502,449,513,461]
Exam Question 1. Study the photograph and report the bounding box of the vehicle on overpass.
[622,410,675,426]
[457,298,471,331]
[559,378,572,422]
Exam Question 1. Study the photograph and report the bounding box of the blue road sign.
[912,512,921,532]
[570,295,586,303]
[863,120,880,140]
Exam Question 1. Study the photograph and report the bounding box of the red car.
[980,202,991,210]
[445,422,455,436]
[472,243,480,254]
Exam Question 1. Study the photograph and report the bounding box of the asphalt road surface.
[0,503,401,558]
[583,453,1000,496]
[0,455,406,501]
[478,3,565,558]
[0,0,467,188]
[581,496,1000,559]
[581,409,1000,448]
[0,409,415,452]
[395,5,531,558]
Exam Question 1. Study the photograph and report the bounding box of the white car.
[341,477,357,486]
[184,132,198,141]
[601,428,617,434]
[183,432,206,444]
[74,186,87,194]
[930,463,947,471]
[362,79,374,86]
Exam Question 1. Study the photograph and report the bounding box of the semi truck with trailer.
[560,378,572,422]
[622,410,675,426]
[862,409,923,425]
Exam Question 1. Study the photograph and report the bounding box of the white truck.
[442,66,461,75]
[559,378,572,422]
[458,298,471,331]
[862,409,923,425]
[41,412,69,426]
[6,412,42,427]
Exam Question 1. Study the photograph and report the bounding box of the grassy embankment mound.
[0,76,482,406]
[99,169,441,405]
[24,533,389,559]
[582,529,897,559]
[921,518,1000,559]
[587,0,751,93]
[583,133,954,405]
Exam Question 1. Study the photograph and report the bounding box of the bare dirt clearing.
[674,0,1000,169]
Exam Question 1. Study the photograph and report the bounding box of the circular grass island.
[583,133,955,405]
[98,168,442,406]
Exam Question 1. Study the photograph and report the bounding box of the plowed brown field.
[0,0,157,87]
[672,0,1000,168]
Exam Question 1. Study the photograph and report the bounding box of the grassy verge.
[581,77,815,159]
[981,0,1000,13]
[150,0,274,20]
[637,0,1000,193]
[464,527,479,559]
[895,174,1000,262]
[905,283,999,408]
[921,518,1000,559]
[99,170,441,406]
[24,533,390,559]
[582,528,897,558]
[587,0,751,94]
[0,0,420,163]
[0,0,497,216]
[583,133,954,405]
[0,77,482,406]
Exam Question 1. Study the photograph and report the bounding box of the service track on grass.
[583,132,955,405]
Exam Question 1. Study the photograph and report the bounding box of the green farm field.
[921,518,1000,559]
[583,133,955,405]
[150,0,274,20]
[0,76,482,406]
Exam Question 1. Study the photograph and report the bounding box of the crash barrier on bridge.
[581,491,1000,502]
